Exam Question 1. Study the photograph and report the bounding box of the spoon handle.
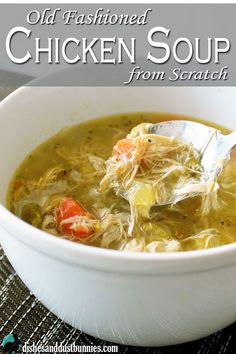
[227,131,236,150]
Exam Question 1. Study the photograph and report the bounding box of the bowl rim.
[1,201,236,275]
[1,84,236,275]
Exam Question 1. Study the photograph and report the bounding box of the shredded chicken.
[101,123,220,232]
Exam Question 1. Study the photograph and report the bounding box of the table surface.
[0,84,235,354]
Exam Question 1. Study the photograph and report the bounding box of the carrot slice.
[113,138,135,159]
[56,197,94,238]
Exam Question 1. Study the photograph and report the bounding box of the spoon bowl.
[149,120,236,205]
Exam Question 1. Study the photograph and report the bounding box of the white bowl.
[0,85,236,346]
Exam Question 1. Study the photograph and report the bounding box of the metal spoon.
[149,120,236,204]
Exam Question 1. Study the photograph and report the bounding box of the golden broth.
[7,112,236,252]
